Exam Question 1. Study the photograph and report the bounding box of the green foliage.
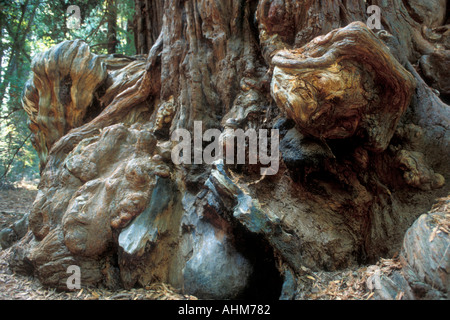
[25,0,136,54]
[0,0,136,183]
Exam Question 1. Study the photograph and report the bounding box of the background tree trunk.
[8,0,450,299]
[134,0,163,54]
[106,0,118,54]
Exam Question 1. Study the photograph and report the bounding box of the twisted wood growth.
[9,0,450,299]
[22,40,107,170]
[271,22,416,152]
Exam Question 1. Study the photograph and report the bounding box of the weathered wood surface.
[9,0,450,299]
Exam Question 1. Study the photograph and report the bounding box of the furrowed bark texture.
[8,0,449,299]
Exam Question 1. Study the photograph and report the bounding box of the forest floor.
[0,181,399,300]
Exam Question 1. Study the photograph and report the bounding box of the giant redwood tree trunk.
[7,0,449,299]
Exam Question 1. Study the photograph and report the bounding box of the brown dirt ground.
[0,181,37,230]
[0,181,408,300]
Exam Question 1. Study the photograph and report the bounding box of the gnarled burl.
[9,0,450,300]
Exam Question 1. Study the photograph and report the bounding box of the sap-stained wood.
[8,0,450,299]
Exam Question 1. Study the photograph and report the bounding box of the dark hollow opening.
[83,83,108,123]
[232,223,283,300]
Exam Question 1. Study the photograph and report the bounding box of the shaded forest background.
[0,0,136,186]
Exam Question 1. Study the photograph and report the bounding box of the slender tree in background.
[106,0,118,54]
